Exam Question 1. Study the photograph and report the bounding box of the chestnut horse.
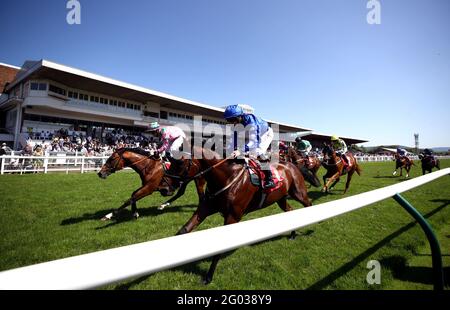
[321,145,361,194]
[418,154,440,175]
[285,147,321,187]
[392,154,414,178]
[170,146,312,284]
[97,148,205,220]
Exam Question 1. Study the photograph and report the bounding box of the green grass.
[0,160,449,290]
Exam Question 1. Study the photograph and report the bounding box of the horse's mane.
[119,147,151,157]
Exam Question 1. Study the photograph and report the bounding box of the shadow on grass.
[306,199,449,290]
[380,255,450,287]
[60,204,198,226]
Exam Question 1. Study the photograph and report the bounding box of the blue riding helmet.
[224,105,244,120]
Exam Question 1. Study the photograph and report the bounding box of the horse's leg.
[343,170,355,194]
[196,177,206,204]
[102,198,132,220]
[203,214,239,285]
[102,180,157,221]
[159,182,188,210]
[129,183,160,219]
[405,166,410,178]
[323,172,340,193]
[176,201,218,235]
[330,177,340,190]
[276,197,297,240]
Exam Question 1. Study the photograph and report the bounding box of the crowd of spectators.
[13,128,157,157]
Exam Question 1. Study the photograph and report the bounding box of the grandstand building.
[0,60,367,149]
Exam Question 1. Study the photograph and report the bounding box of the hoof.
[158,203,170,210]
[101,212,114,221]
[289,231,297,240]
[133,212,140,219]
[202,276,212,285]
[392,171,397,176]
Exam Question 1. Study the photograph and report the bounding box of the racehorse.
[169,146,312,284]
[97,148,205,220]
[418,153,440,175]
[321,145,361,194]
[392,153,414,178]
[285,147,321,187]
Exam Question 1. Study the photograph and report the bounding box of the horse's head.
[322,144,334,161]
[97,149,126,179]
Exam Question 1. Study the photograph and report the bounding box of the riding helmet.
[224,105,244,120]
[331,135,339,141]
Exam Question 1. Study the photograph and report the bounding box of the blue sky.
[1,0,449,148]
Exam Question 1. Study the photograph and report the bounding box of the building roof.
[3,59,365,141]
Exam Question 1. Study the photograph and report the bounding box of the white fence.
[0,168,448,290]
[2,154,447,175]
[0,155,109,174]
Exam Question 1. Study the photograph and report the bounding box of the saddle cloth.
[246,159,284,193]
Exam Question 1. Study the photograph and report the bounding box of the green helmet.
[147,122,160,131]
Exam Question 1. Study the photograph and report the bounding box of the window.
[95,97,99,103]
[38,83,47,91]
[68,91,73,98]
[30,83,39,90]
[160,111,168,119]
[90,95,95,102]
[73,92,78,99]
[144,111,159,118]
[48,84,66,96]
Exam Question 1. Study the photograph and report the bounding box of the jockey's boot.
[263,169,276,189]
[342,155,349,170]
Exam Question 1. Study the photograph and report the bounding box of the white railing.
[0,155,109,175]
[0,168,448,290]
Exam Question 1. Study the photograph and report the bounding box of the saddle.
[340,153,352,173]
[245,158,283,193]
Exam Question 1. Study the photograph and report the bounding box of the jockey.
[224,104,275,189]
[423,148,433,157]
[396,147,408,160]
[295,136,312,166]
[279,141,288,154]
[423,148,435,161]
[331,135,349,167]
[146,122,186,159]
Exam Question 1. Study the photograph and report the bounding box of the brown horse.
[285,147,321,187]
[392,153,414,178]
[418,153,440,175]
[321,145,361,194]
[170,146,312,284]
[97,148,205,220]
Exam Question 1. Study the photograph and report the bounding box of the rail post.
[393,193,444,290]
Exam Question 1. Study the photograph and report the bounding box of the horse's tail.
[299,166,321,187]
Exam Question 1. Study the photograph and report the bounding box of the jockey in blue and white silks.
[224,104,275,189]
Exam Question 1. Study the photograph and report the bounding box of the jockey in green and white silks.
[331,135,349,166]
[295,137,312,156]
